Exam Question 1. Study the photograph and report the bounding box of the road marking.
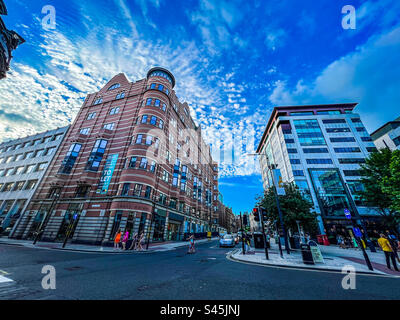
[0,275,13,283]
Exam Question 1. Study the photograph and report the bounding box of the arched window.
[108,83,121,91]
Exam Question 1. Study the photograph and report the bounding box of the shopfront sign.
[97,154,119,194]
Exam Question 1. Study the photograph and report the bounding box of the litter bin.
[289,236,301,249]
[300,243,314,265]
[253,233,264,249]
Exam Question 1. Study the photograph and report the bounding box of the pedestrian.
[378,234,399,271]
[337,234,346,249]
[386,230,400,263]
[188,235,195,254]
[137,232,145,251]
[121,230,129,250]
[114,229,122,250]
[129,232,138,250]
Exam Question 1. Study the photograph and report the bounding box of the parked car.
[219,234,236,248]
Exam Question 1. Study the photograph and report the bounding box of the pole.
[258,207,269,260]
[240,212,245,255]
[350,219,374,271]
[275,221,283,258]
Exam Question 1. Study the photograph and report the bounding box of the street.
[0,240,399,300]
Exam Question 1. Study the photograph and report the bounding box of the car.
[219,234,236,248]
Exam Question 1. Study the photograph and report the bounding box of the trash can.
[300,243,314,265]
[253,233,264,249]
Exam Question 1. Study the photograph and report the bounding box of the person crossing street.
[378,234,399,271]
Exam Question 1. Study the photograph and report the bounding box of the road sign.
[353,227,362,238]
[344,208,351,219]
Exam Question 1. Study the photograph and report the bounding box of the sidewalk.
[0,237,218,254]
[230,240,400,276]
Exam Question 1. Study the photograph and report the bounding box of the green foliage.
[359,148,400,231]
[256,182,319,234]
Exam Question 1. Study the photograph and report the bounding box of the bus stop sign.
[344,208,351,219]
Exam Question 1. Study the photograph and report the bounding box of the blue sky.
[0,0,400,214]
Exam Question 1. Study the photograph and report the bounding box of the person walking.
[378,234,399,271]
[386,230,400,263]
[337,234,346,249]
[188,235,195,254]
[113,229,122,250]
[129,232,138,250]
[121,231,129,250]
[137,232,145,251]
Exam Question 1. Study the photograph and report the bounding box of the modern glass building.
[370,116,400,151]
[256,103,380,236]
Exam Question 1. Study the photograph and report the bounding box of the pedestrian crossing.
[0,275,54,300]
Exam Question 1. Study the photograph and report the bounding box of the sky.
[0,0,399,215]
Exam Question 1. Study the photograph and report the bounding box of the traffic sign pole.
[258,207,269,260]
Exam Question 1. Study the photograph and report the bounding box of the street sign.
[309,241,325,263]
[344,208,351,219]
[272,169,286,195]
[73,214,78,220]
[353,227,362,238]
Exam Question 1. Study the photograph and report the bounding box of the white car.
[219,234,236,248]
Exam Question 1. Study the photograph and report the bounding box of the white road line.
[0,275,13,283]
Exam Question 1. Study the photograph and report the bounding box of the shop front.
[166,212,184,241]
[153,209,166,242]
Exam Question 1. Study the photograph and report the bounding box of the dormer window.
[108,83,120,91]
[116,92,125,100]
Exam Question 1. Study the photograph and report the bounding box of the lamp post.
[248,153,290,255]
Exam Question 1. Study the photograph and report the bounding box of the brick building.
[15,67,221,245]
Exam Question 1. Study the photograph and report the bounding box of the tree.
[358,148,399,232]
[256,182,319,234]
[383,150,400,220]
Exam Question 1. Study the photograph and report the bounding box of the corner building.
[19,68,220,245]
[257,103,382,238]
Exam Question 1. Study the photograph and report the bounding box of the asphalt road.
[0,240,399,300]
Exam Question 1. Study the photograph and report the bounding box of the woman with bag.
[137,232,145,251]
[121,231,129,250]
[129,232,138,250]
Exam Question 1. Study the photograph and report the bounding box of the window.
[322,119,346,124]
[150,116,157,126]
[3,182,14,192]
[330,137,355,143]
[287,148,298,154]
[24,180,38,190]
[162,103,167,111]
[149,70,173,84]
[158,84,164,92]
[356,127,366,132]
[134,184,142,197]
[15,154,24,161]
[303,148,329,153]
[285,139,295,144]
[338,158,366,164]
[146,98,152,106]
[13,181,25,191]
[317,110,341,115]
[80,128,90,135]
[58,143,82,174]
[110,107,120,115]
[290,159,301,164]
[149,161,156,172]
[293,119,326,146]
[306,159,333,164]
[116,92,125,99]
[154,99,160,107]
[351,118,362,123]
[366,147,377,152]
[334,147,361,153]
[145,186,152,199]
[141,115,148,123]
[108,83,120,90]
[146,135,152,145]
[45,147,56,156]
[129,157,137,168]
[326,128,350,133]
[121,183,130,196]
[162,170,169,182]
[14,166,25,175]
[87,112,96,120]
[85,139,108,171]
[343,170,362,177]
[139,157,147,169]
[93,98,103,105]
[24,164,36,174]
[150,83,156,89]
[136,135,143,144]
[393,136,400,146]
[24,151,34,159]
[293,170,304,176]
[361,137,372,142]
[36,163,47,172]
[290,111,314,116]
[103,123,115,130]
[35,149,46,157]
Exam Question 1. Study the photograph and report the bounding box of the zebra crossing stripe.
[0,275,13,283]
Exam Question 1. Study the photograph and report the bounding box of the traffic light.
[260,207,268,220]
[253,208,260,222]
[243,214,248,226]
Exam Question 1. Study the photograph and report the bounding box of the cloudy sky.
[1,0,399,214]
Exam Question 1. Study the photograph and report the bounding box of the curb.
[227,250,389,277]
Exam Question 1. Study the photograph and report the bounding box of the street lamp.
[247,153,290,255]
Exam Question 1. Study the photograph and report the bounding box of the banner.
[97,154,119,194]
